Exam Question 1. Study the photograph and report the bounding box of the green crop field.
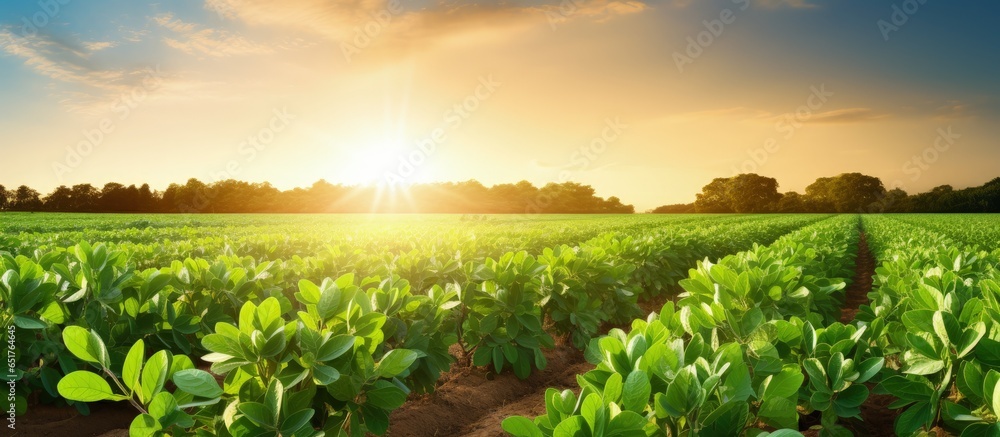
[4,213,1000,437]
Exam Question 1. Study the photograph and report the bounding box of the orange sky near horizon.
[1,0,998,210]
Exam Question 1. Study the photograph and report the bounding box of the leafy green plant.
[459,252,554,379]
[800,323,883,437]
[55,327,220,436]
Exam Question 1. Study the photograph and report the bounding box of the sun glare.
[342,141,405,185]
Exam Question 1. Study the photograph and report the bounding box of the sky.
[0,0,998,211]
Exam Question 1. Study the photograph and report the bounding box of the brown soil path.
[804,229,899,437]
[14,402,133,437]
[840,231,875,323]
[386,339,592,437]
[388,293,672,437]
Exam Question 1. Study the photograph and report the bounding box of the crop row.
[860,215,1000,436]
[500,213,1000,437]
[0,215,824,436]
[503,215,877,436]
[888,214,1000,252]
[0,214,788,271]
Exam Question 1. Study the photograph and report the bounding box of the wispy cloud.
[798,108,890,124]
[82,41,116,52]
[155,13,275,57]
[665,106,890,124]
[118,26,150,43]
[201,0,650,56]
[0,29,162,114]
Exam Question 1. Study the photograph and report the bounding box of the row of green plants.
[501,214,1000,437]
[860,215,1000,436]
[0,214,743,270]
[503,215,883,437]
[1,215,824,436]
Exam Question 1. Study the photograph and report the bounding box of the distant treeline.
[0,179,635,214]
[653,173,1000,213]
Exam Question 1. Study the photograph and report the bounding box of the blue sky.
[1,0,997,209]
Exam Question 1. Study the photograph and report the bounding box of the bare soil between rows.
[804,230,900,437]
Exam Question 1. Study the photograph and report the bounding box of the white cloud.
[82,41,116,52]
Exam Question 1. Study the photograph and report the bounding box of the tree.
[100,183,128,212]
[804,177,836,212]
[138,184,155,211]
[777,192,805,213]
[694,178,733,213]
[70,184,100,212]
[0,185,9,210]
[726,174,781,213]
[867,188,909,213]
[43,186,74,211]
[829,173,886,212]
[11,186,42,211]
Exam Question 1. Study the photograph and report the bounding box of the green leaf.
[13,315,47,330]
[855,357,884,384]
[265,379,283,426]
[129,414,162,437]
[140,350,170,405]
[280,409,315,435]
[621,370,650,414]
[502,416,544,437]
[312,364,341,385]
[376,349,422,378]
[836,384,869,409]
[172,369,223,398]
[958,322,987,359]
[553,416,587,437]
[660,367,699,417]
[366,382,408,410]
[896,401,932,436]
[581,393,606,436]
[961,422,1000,437]
[992,376,1000,418]
[603,373,623,404]
[259,330,286,358]
[148,392,181,427]
[123,340,145,394]
[904,355,945,376]
[62,326,110,369]
[701,402,750,437]
[978,338,1000,367]
[239,402,275,428]
[317,335,355,362]
[941,401,981,423]
[762,367,804,400]
[57,371,117,402]
[881,375,935,402]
